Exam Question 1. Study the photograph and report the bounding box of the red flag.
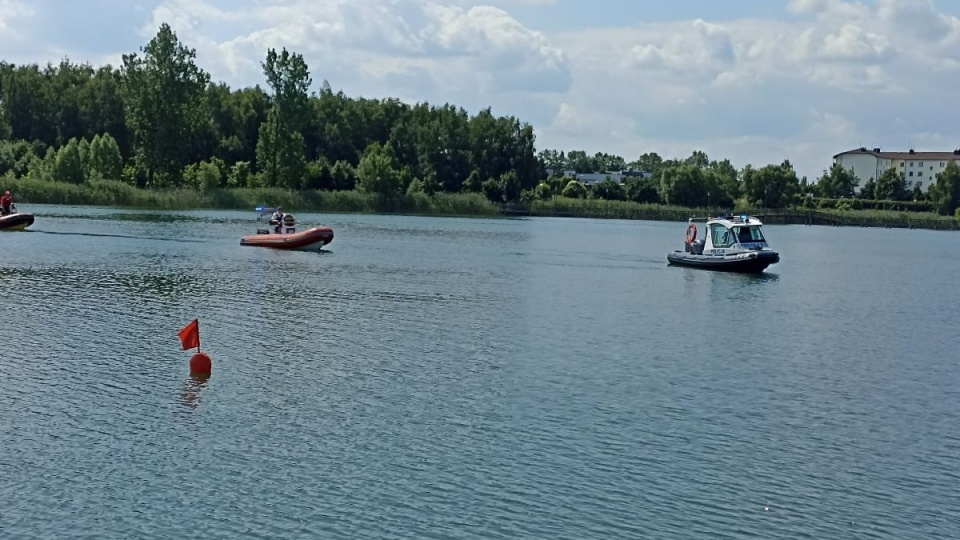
[178,319,200,351]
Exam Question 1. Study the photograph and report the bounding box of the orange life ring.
[685,223,697,243]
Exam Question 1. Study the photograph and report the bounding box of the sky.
[2,0,960,180]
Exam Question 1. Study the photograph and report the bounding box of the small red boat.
[240,208,334,251]
[0,211,34,231]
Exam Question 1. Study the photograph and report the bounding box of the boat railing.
[689,213,761,225]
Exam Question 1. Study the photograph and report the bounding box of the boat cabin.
[686,214,770,255]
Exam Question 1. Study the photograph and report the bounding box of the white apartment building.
[833,147,960,193]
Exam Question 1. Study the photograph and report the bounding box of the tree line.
[1,23,959,215]
[538,149,960,216]
[0,24,540,198]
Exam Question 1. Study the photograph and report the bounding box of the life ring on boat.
[685,223,697,243]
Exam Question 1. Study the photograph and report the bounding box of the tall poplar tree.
[256,48,311,188]
[121,23,210,186]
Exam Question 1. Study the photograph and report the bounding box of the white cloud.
[809,109,857,139]
[0,0,33,37]
[418,4,570,91]
[139,0,570,100]
[541,0,960,179]
[628,19,734,81]
[799,24,893,62]
[877,0,956,42]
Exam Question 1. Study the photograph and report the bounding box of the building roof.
[834,147,960,160]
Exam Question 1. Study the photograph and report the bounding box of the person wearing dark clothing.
[0,191,13,216]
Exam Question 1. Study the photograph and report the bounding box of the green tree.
[78,137,91,173]
[256,48,311,188]
[500,170,521,202]
[534,181,552,200]
[302,158,331,190]
[329,160,356,191]
[592,178,626,201]
[421,169,442,195]
[929,161,960,215]
[482,177,503,202]
[625,177,659,203]
[121,23,210,186]
[565,150,593,173]
[816,163,858,198]
[742,160,799,208]
[53,138,85,184]
[875,167,908,201]
[684,150,709,169]
[592,152,626,172]
[0,106,11,140]
[183,160,222,191]
[659,165,713,207]
[227,161,252,187]
[537,149,565,173]
[463,169,483,193]
[406,177,424,195]
[1,64,58,146]
[80,66,131,158]
[859,177,876,200]
[561,180,586,198]
[356,142,400,196]
[88,133,124,180]
[710,158,739,202]
[628,152,664,177]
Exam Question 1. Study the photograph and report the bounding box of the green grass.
[526,197,707,221]
[811,207,951,222]
[1,177,501,217]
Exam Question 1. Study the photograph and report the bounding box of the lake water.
[1,205,958,539]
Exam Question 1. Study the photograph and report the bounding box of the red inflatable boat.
[240,208,334,251]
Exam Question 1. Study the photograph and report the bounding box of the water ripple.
[1,209,959,538]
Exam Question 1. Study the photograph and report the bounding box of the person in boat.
[270,206,285,233]
[0,191,13,216]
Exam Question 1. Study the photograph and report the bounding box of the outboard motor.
[283,214,296,234]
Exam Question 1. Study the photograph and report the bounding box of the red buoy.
[190,352,212,375]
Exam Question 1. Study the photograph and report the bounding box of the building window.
[909,162,914,167]
[917,182,923,189]
[930,166,934,170]
[941,162,945,167]
[909,171,914,176]
[918,171,923,177]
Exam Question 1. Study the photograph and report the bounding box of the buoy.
[190,352,212,375]
[179,319,212,376]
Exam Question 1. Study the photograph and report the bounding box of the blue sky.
[2,0,960,180]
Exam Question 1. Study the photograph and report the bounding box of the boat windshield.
[734,226,765,243]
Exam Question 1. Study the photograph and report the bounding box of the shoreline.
[5,179,957,231]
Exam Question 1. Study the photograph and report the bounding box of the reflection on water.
[180,374,209,409]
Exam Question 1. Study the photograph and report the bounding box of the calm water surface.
[1,205,958,539]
